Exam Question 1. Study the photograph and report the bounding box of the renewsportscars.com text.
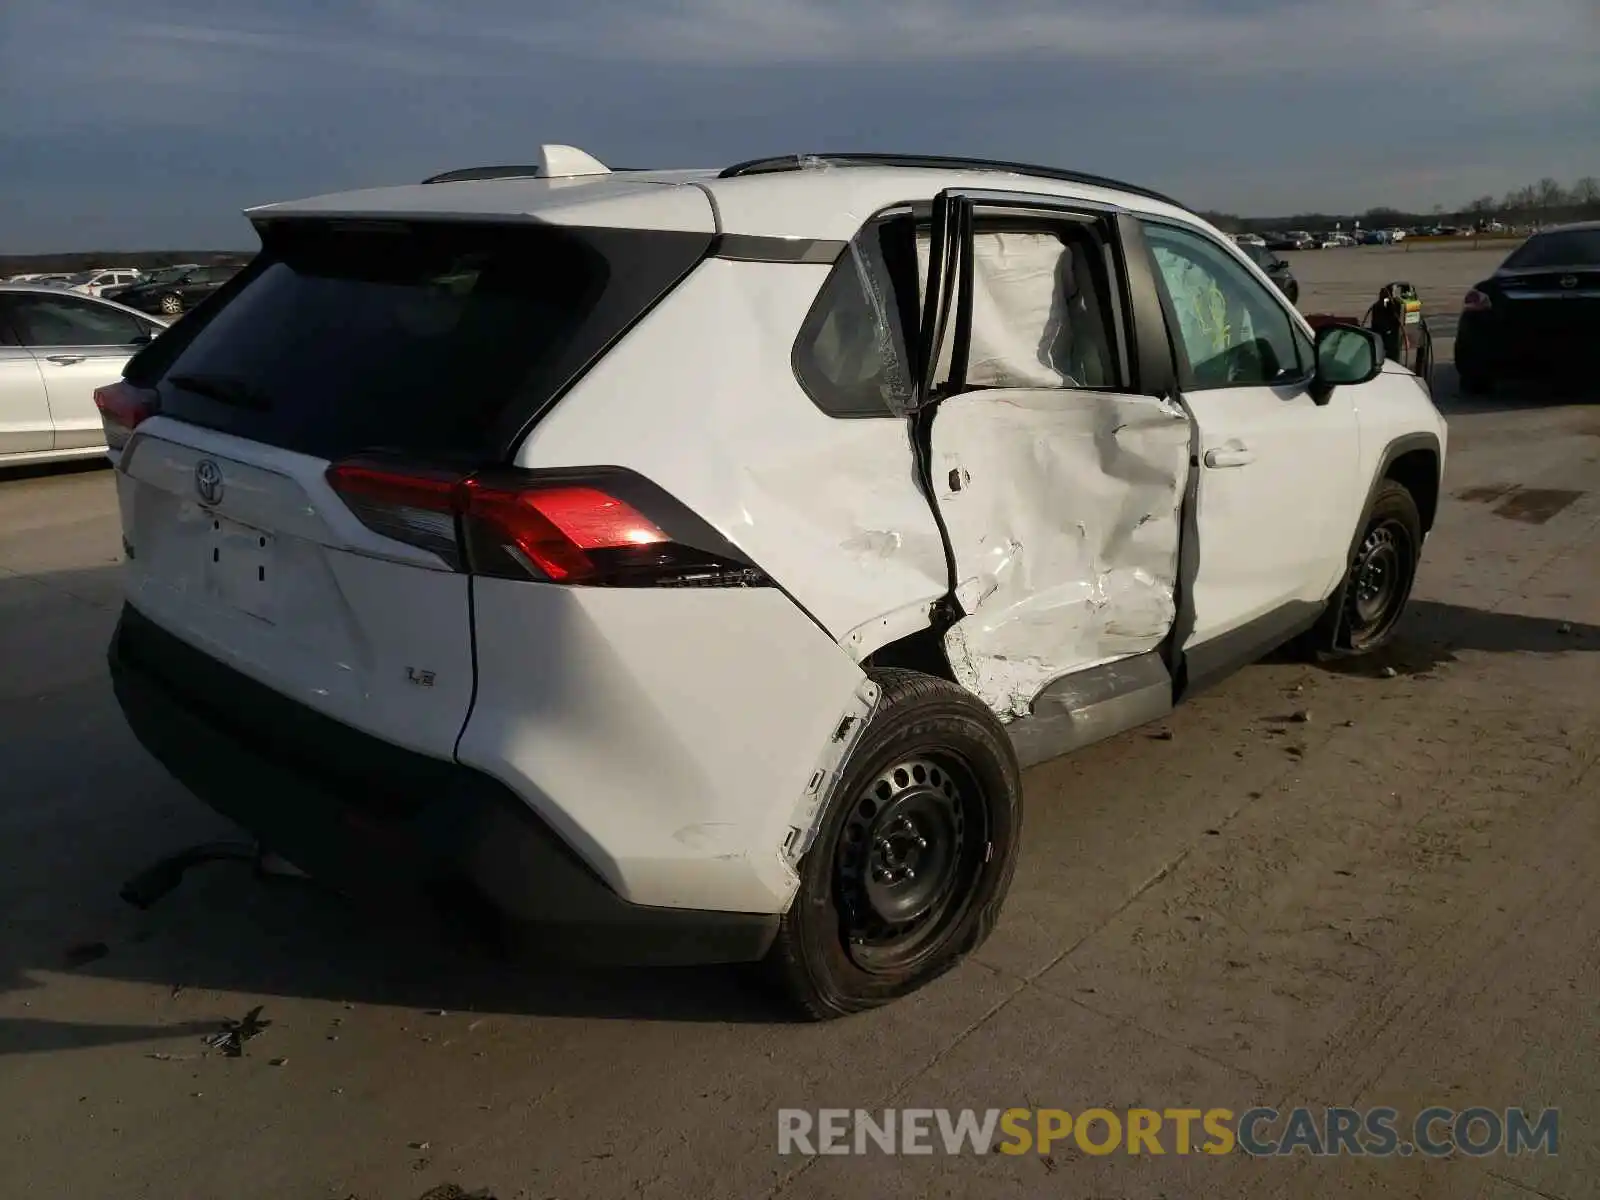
[777,1106,1560,1158]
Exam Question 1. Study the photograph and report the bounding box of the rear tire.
[766,668,1022,1020]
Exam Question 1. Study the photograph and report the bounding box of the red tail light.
[325,461,464,567]
[325,459,768,588]
[93,382,158,453]
[1463,288,1492,312]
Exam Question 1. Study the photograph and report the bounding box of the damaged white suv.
[101,147,1446,1017]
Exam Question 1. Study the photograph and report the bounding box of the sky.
[1,0,1595,251]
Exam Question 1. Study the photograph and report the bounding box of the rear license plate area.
[204,514,277,622]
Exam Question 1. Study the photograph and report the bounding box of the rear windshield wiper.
[167,373,275,412]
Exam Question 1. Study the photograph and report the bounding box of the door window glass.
[10,295,147,346]
[1142,221,1304,389]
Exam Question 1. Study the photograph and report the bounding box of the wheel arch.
[1304,430,1440,657]
[1367,433,1441,541]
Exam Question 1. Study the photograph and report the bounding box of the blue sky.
[1,0,1595,251]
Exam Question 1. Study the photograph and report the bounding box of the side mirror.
[1311,323,1384,405]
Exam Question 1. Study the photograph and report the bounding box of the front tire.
[767,668,1022,1019]
[157,293,183,316]
[1337,481,1423,654]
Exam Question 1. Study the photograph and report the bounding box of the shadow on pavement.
[1317,599,1599,679]
[0,564,792,1040]
[4,570,1596,1046]
[0,1017,221,1057]
[0,458,112,484]
[1432,360,1600,417]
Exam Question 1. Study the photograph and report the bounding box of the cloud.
[0,0,1594,249]
[374,0,1597,86]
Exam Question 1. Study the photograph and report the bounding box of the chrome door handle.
[1203,445,1256,469]
[45,354,86,365]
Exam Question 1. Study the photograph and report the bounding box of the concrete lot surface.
[2,245,1597,1199]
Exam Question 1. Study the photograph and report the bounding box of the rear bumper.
[107,603,779,965]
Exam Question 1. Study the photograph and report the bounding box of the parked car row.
[102,263,237,315]
[4,262,243,313]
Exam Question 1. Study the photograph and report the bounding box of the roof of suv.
[246,151,1200,243]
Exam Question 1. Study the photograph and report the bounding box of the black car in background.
[1238,240,1300,305]
[107,263,241,317]
[1454,222,1600,394]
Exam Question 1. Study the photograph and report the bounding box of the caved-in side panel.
[931,389,1191,719]
[515,259,949,658]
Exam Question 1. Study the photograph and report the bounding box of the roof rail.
[717,153,1188,212]
[422,164,651,185]
[422,165,545,184]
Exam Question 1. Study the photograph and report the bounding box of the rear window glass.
[135,221,711,461]
[1502,230,1600,269]
[792,217,919,418]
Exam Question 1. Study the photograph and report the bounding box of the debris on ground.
[1379,666,1399,679]
[409,1141,431,1151]
[268,1057,288,1067]
[63,942,110,969]
[145,1052,199,1062]
[204,1005,272,1058]
[1558,621,1573,634]
[1148,728,1174,741]
[1291,709,1312,723]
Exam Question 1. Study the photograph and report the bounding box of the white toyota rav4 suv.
[101,147,1446,1017]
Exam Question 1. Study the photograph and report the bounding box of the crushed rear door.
[909,190,1193,718]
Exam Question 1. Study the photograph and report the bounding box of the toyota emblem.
[1560,275,1578,289]
[194,458,224,506]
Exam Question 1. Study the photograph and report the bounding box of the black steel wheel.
[1339,481,1422,653]
[767,669,1022,1019]
[833,752,985,974]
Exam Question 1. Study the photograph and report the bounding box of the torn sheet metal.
[934,389,1192,719]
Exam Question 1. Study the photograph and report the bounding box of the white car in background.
[0,284,168,466]
[69,268,145,298]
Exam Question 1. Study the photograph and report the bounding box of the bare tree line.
[1207,175,1600,235]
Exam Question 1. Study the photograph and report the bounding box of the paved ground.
[2,245,1597,1199]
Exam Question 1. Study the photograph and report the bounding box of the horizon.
[3,0,1596,253]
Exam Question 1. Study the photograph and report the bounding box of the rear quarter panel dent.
[456,580,870,913]
[514,258,950,652]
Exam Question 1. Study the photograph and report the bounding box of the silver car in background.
[0,284,169,466]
